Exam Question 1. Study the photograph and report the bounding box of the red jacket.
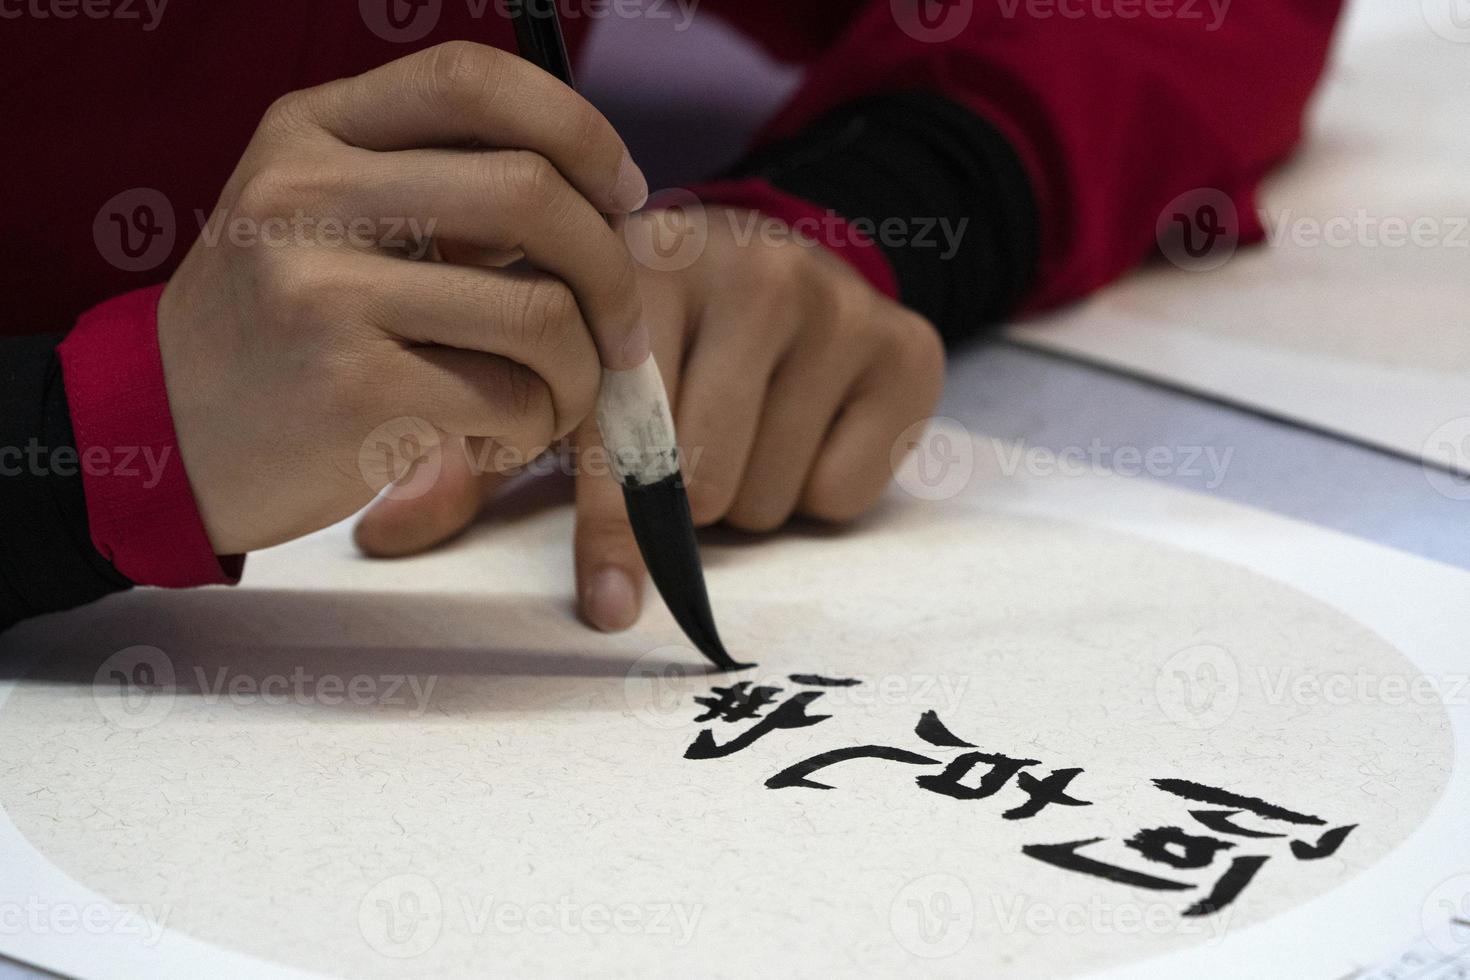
[1,0,1343,590]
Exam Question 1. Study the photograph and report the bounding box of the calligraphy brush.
[509,0,749,672]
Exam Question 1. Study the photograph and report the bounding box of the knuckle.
[277,256,362,330]
[556,359,600,437]
[898,310,947,399]
[741,241,800,295]
[562,101,609,161]
[319,345,379,419]
[420,41,500,111]
[496,359,554,442]
[501,151,565,214]
[904,308,945,361]
[520,279,579,349]
[687,476,734,526]
[725,499,788,534]
[235,166,297,219]
[259,91,312,136]
[870,306,944,392]
[604,253,644,328]
[508,280,598,437]
[526,277,576,334]
[235,161,338,219]
[803,481,872,525]
[500,356,537,419]
[577,512,634,553]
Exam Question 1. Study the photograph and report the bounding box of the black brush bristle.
[620,473,753,672]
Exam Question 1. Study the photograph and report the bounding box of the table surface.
[945,341,1468,574]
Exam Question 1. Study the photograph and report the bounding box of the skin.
[159,42,651,555]
[154,40,945,628]
[354,204,948,632]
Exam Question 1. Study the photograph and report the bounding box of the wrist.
[720,92,1041,344]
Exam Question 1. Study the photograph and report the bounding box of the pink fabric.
[57,286,241,587]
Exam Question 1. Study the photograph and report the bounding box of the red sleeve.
[57,286,242,588]
[708,0,1345,312]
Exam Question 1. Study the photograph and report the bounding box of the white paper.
[1007,0,1470,476]
[0,421,1465,979]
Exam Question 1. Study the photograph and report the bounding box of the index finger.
[285,41,648,214]
[573,415,648,632]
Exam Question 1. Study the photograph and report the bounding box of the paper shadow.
[0,588,701,693]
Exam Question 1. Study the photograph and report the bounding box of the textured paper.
[0,422,1465,979]
[1007,1,1470,475]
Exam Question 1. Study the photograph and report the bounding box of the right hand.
[157,41,650,556]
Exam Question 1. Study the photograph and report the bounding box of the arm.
[354,2,1347,629]
[702,0,1346,338]
[0,334,133,631]
[3,42,651,631]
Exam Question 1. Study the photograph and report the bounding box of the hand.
[355,205,946,631]
[158,42,651,555]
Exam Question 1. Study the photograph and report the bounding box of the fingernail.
[585,566,638,632]
[620,322,651,368]
[611,154,649,213]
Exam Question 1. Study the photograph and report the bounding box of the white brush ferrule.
[595,356,680,487]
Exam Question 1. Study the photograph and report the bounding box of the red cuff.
[683,178,900,300]
[58,286,243,588]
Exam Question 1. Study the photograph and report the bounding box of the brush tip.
[696,638,755,673]
[617,473,755,671]
[680,615,752,672]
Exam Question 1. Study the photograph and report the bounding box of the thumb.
[354,437,504,557]
[573,416,648,632]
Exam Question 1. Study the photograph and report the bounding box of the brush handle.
[594,356,680,488]
[508,0,575,87]
[508,5,679,487]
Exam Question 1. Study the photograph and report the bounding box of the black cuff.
[0,335,131,632]
[730,91,1040,345]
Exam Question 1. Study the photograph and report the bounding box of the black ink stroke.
[788,675,862,687]
[1022,839,1193,891]
[914,709,975,748]
[685,692,830,760]
[1153,779,1326,826]
[1125,826,1236,869]
[1290,824,1357,860]
[1181,855,1271,917]
[766,746,940,790]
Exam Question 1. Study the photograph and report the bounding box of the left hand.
[353,205,946,631]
